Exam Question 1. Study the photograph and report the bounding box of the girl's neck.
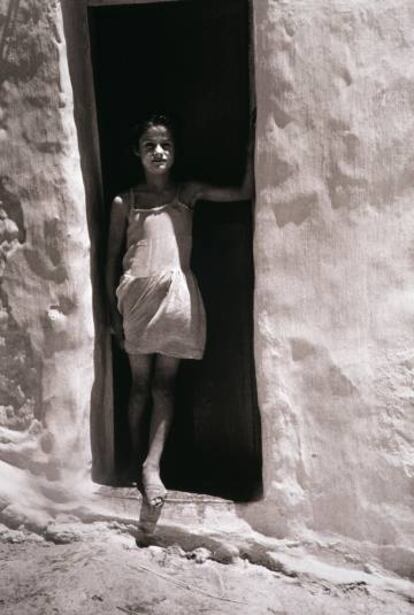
[144,173,174,194]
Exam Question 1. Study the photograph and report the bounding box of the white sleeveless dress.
[116,190,206,359]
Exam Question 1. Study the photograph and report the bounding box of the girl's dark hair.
[132,111,179,150]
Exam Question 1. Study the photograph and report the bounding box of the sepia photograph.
[0,0,413,613]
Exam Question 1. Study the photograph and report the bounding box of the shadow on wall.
[0,0,21,70]
[0,0,46,84]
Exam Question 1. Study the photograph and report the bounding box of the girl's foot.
[138,498,163,536]
[142,464,167,508]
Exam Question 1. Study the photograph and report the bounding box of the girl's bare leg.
[142,354,180,507]
[127,353,153,481]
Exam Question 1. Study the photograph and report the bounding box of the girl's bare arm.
[106,196,128,339]
[183,110,256,207]
[184,161,253,206]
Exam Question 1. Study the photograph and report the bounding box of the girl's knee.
[151,355,179,401]
[152,372,175,400]
[128,354,153,395]
[130,372,151,398]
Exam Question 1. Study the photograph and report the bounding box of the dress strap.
[127,186,191,213]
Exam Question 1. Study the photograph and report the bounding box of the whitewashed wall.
[252,0,414,563]
[0,0,94,509]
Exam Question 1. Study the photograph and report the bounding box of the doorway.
[88,0,261,502]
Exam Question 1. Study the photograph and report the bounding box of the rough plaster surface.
[252,0,414,570]
[0,0,94,488]
[0,0,413,582]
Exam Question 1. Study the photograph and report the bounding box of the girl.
[106,112,253,510]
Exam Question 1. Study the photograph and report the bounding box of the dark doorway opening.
[88,0,262,502]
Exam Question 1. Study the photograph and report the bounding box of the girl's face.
[138,124,175,176]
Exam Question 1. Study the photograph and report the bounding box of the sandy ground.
[0,523,413,615]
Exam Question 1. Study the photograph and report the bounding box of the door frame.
[61,0,258,490]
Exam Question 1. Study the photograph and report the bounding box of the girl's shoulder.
[111,193,129,216]
[112,184,146,209]
[177,181,205,209]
